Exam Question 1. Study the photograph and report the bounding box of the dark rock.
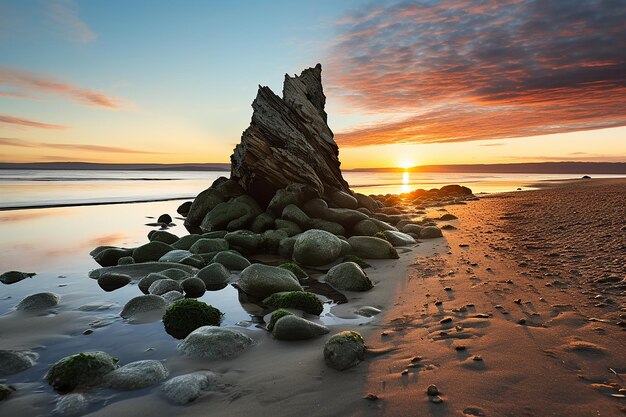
[189,238,229,254]
[237,264,302,299]
[282,204,312,229]
[212,251,250,271]
[230,64,351,206]
[331,191,358,209]
[120,295,167,319]
[16,292,59,311]
[250,212,276,233]
[271,315,329,340]
[177,201,192,216]
[348,236,399,259]
[163,299,222,339]
[0,271,35,285]
[354,193,379,212]
[46,351,119,393]
[263,291,323,315]
[132,241,173,263]
[293,229,343,266]
[93,247,133,267]
[267,183,318,215]
[185,188,225,227]
[149,230,179,245]
[157,214,172,224]
[181,277,206,298]
[275,219,302,237]
[0,350,38,375]
[196,263,231,290]
[324,331,365,371]
[325,262,373,291]
[171,234,203,250]
[97,272,131,292]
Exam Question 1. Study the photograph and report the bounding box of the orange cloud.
[0,65,124,109]
[0,114,67,130]
[327,0,626,146]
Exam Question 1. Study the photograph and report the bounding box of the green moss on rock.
[278,262,308,281]
[267,309,293,331]
[46,352,119,393]
[341,255,371,269]
[263,291,323,315]
[162,299,222,339]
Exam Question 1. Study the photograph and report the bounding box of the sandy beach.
[0,177,623,417]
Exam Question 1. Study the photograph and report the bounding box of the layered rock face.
[230,64,350,206]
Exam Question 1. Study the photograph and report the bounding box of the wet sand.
[1,178,624,416]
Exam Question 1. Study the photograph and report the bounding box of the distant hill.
[0,162,231,171]
[349,162,626,174]
[1,161,625,174]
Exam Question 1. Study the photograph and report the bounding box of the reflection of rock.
[231,64,351,206]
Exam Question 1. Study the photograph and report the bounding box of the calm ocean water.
[1,169,624,209]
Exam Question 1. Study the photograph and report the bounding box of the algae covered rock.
[271,315,329,340]
[120,295,166,319]
[163,299,222,339]
[177,326,255,359]
[341,255,371,269]
[0,350,38,376]
[15,292,59,311]
[263,291,323,315]
[323,331,366,371]
[162,371,219,405]
[278,262,308,281]
[104,360,169,390]
[237,264,303,299]
[0,271,35,285]
[267,309,293,331]
[293,229,342,266]
[46,351,119,393]
[325,262,373,291]
[347,236,399,259]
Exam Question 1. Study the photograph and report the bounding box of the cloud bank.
[327,0,626,146]
[0,114,66,130]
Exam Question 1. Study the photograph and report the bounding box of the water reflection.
[401,171,410,194]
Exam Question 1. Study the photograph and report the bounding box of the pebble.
[444,287,452,291]
[455,345,466,351]
[434,300,443,306]
[514,298,522,304]
[439,317,453,324]
[82,329,93,335]
[364,393,379,401]
[411,356,423,363]
[426,384,440,396]
[430,395,443,403]
[472,355,483,361]
[518,318,527,325]
[401,369,408,375]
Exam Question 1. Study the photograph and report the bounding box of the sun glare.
[399,160,413,169]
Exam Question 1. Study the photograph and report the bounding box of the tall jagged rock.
[230,64,351,207]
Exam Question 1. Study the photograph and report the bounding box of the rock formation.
[230,63,351,206]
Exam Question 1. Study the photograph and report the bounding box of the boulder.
[46,351,119,393]
[97,272,131,292]
[323,331,366,371]
[15,292,59,311]
[230,64,351,206]
[93,247,133,267]
[302,198,329,218]
[158,250,193,263]
[282,204,312,228]
[163,299,222,339]
[310,218,345,236]
[420,226,443,239]
[138,272,168,294]
[148,279,182,296]
[348,236,399,259]
[263,291,323,315]
[352,219,379,236]
[212,251,250,271]
[271,315,329,340]
[181,277,206,298]
[0,350,38,376]
[292,229,342,266]
[224,230,264,252]
[275,219,302,237]
[0,271,35,285]
[105,360,169,390]
[262,229,289,253]
[162,371,219,405]
[162,290,184,304]
[171,234,203,250]
[237,264,303,299]
[278,237,296,258]
[382,230,417,246]
[120,295,167,319]
[212,177,246,199]
[189,238,229,254]
[354,193,379,212]
[325,262,373,291]
[177,326,255,359]
[149,230,179,245]
[132,241,173,263]
[267,183,318,214]
[184,188,225,227]
[401,224,423,235]
[250,212,276,233]
[324,208,369,228]
[331,190,358,209]
[160,268,191,281]
[177,201,192,216]
[196,263,231,290]
[117,256,134,265]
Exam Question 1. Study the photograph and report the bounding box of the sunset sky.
[1,0,625,169]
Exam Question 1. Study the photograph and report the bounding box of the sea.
[2,169,623,209]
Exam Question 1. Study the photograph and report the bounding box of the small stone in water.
[82,329,93,335]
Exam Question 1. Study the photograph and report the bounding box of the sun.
[398,160,413,170]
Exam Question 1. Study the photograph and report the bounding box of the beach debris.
[46,351,119,393]
[236,264,302,299]
[163,299,222,339]
[0,271,36,285]
[97,272,131,292]
[323,331,366,371]
[271,315,330,340]
[162,371,219,405]
[0,350,38,376]
[177,326,255,359]
[104,360,169,390]
[15,292,59,311]
[120,295,167,319]
[325,262,374,292]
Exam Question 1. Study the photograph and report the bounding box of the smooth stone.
[354,193,379,212]
[401,224,423,235]
[184,188,225,227]
[420,226,443,239]
[325,262,373,291]
[120,295,167,319]
[159,250,194,263]
[196,263,231,290]
[189,238,229,254]
[200,200,258,232]
[352,219,379,236]
[282,204,311,228]
[162,371,219,405]
[348,236,399,259]
[271,315,329,340]
[331,190,358,209]
[117,256,134,265]
[324,331,366,371]
[88,262,196,281]
[148,279,182,296]
[267,183,318,215]
[0,350,38,376]
[292,229,342,266]
[160,268,191,281]
[177,326,255,359]
[224,230,264,252]
[16,292,59,311]
[355,306,382,317]
[250,212,276,233]
[93,247,133,267]
[149,230,179,245]
[52,393,88,415]
[323,208,369,228]
[0,271,35,285]
[212,251,250,271]
[382,230,416,246]
[46,351,119,393]
[310,218,345,235]
[261,229,288,253]
[162,290,184,304]
[171,234,203,250]
[104,360,169,390]
[132,241,173,263]
[274,219,302,237]
[97,272,131,292]
[302,198,329,218]
[138,273,168,294]
[278,237,296,258]
[157,213,173,224]
[237,264,302,299]
[177,201,192,216]
[181,277,206,298]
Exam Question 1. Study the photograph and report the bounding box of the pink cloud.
[0,114,67,130]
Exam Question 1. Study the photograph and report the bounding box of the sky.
[0,0,625,169]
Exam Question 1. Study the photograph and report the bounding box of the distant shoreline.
[0,196,193,212]
[1,161,625,174]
